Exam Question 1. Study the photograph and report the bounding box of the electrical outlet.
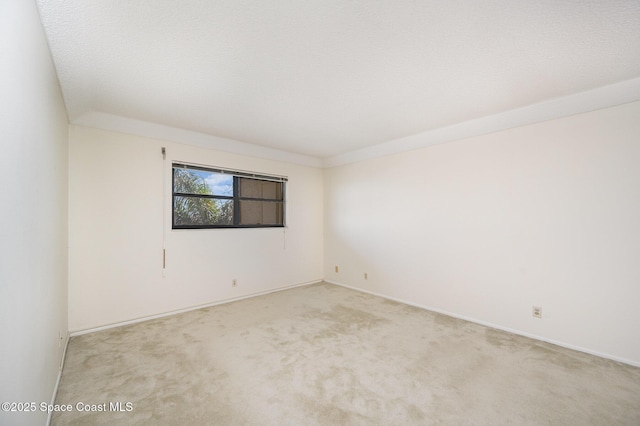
[232,279,237,287]
[335,266,339,273]
[364,272,368,279]
[532,306,542,318]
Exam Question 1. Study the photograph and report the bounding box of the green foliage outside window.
[173,169,233,226]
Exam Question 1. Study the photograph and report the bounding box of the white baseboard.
[70,279,322,337]
[325,279,640,368]
[47,331,70,426]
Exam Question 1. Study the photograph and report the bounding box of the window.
[172,163,286,229]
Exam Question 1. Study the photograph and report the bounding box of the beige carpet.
[52,282,640,425]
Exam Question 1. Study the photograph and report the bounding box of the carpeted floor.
[52,282,640,425]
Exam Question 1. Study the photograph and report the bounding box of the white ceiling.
[37,0,640,167]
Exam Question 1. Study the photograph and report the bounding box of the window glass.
[174,196,233,226]
[172,164,285,228]
[239,179,282,200]
[173,168,233,196]
[239,200,283,225]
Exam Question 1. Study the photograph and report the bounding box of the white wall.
[68,125,323,331]
[324,101,640,366]
[0,1,69,425]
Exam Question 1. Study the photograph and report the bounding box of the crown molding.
[72,77,640,170]
[324,77,640,168]
[72,112,325,168]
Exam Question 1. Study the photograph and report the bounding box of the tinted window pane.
[174,168,233,196]
[239,178,282,200]
[239,200,283,225]
[174,196,233,226]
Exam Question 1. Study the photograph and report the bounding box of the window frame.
[172,163,286,229]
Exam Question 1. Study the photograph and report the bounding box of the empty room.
[2,0,640,425]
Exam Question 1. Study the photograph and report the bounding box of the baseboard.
[325,279,640,368]
[47,331,70,426]
[70,279,322,337]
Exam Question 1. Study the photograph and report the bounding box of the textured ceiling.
[37,0,640,164]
